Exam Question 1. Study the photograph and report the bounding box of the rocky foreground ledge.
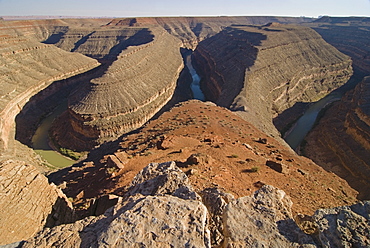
[5,161,368,248]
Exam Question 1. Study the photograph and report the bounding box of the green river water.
[31,102,75,168]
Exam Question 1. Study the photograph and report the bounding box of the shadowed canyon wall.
[304,77,370,199]
[193,24,352,138]
[307,16,370,77]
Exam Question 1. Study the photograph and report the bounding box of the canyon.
[0,16,369,246]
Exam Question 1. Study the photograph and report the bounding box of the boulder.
[22,161,210,248]
[127,161,201,201]
[222,185,315,247]
[106,155,124,170]
[266,160,290,174]
[19,161,370,248]
[186,153,214,165]
[313,201,370,247]
[98,195,210,248]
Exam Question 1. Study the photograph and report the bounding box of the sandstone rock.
[127,161,201,201]
[313,201,370,247]
[0,160,74,245]
[113,151,128,165]
[266,160,290,174]
[19,160,370,248]
[98,195,210,248]
[157,135,174,149]
[94,195,121,216]
[22,194,211,248]
[22,161,210,248]
[223,185,316,247]
[106,155,124,170]
[201,188,234,247]
[186,153,214,165]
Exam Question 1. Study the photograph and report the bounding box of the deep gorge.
[1,16,370,246]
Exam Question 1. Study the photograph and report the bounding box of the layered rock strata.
[307,17,370,76]
[107,16,313,49]
[0,160,74,245]
[193,24,352,137]
[21,162,369,247]
[51,27,184,151]
[304,77,370,199]
[0,21,100,156]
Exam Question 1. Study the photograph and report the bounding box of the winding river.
[31,101,75,168]
[31,54,206,168]
[284,92,342,150]
[186,54,205,101]
[32,54,336,166]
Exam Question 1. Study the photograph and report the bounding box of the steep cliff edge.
[51,27,184,151]
[0,160,74,245]
[0,21,100,157]
[193,24,352,137]
[21,161,369,248]
[304,77,370,199]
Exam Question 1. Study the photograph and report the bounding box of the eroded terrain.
[0,16,369,246]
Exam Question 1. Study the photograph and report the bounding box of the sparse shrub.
[106,167,118,175]
[59,147,81,160]
[250,166,260,172]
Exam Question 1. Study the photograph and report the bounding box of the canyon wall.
[0,21,100,156]
[193,23,352,137]
[51,27,184,151]
[106,16,314,49]
[306,17,370,77]
[304,77,370,199]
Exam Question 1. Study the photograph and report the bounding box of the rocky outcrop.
[0,20,100,157]
[21,161,369,248]
[50,27,184,151]
[0,160,74,245]
[223,185,316,247]
[313,201,370,247]
[21,161,210,248]
[304,77,370,199]
[193,24,352,138]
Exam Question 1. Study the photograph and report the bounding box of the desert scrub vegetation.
[59,148,83,160]
[250,166,260,172]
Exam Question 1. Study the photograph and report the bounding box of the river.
[186,54,205,101]
[284,92,342,150]
[31,101,75,168]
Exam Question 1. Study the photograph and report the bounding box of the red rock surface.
[55,100,358,216]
